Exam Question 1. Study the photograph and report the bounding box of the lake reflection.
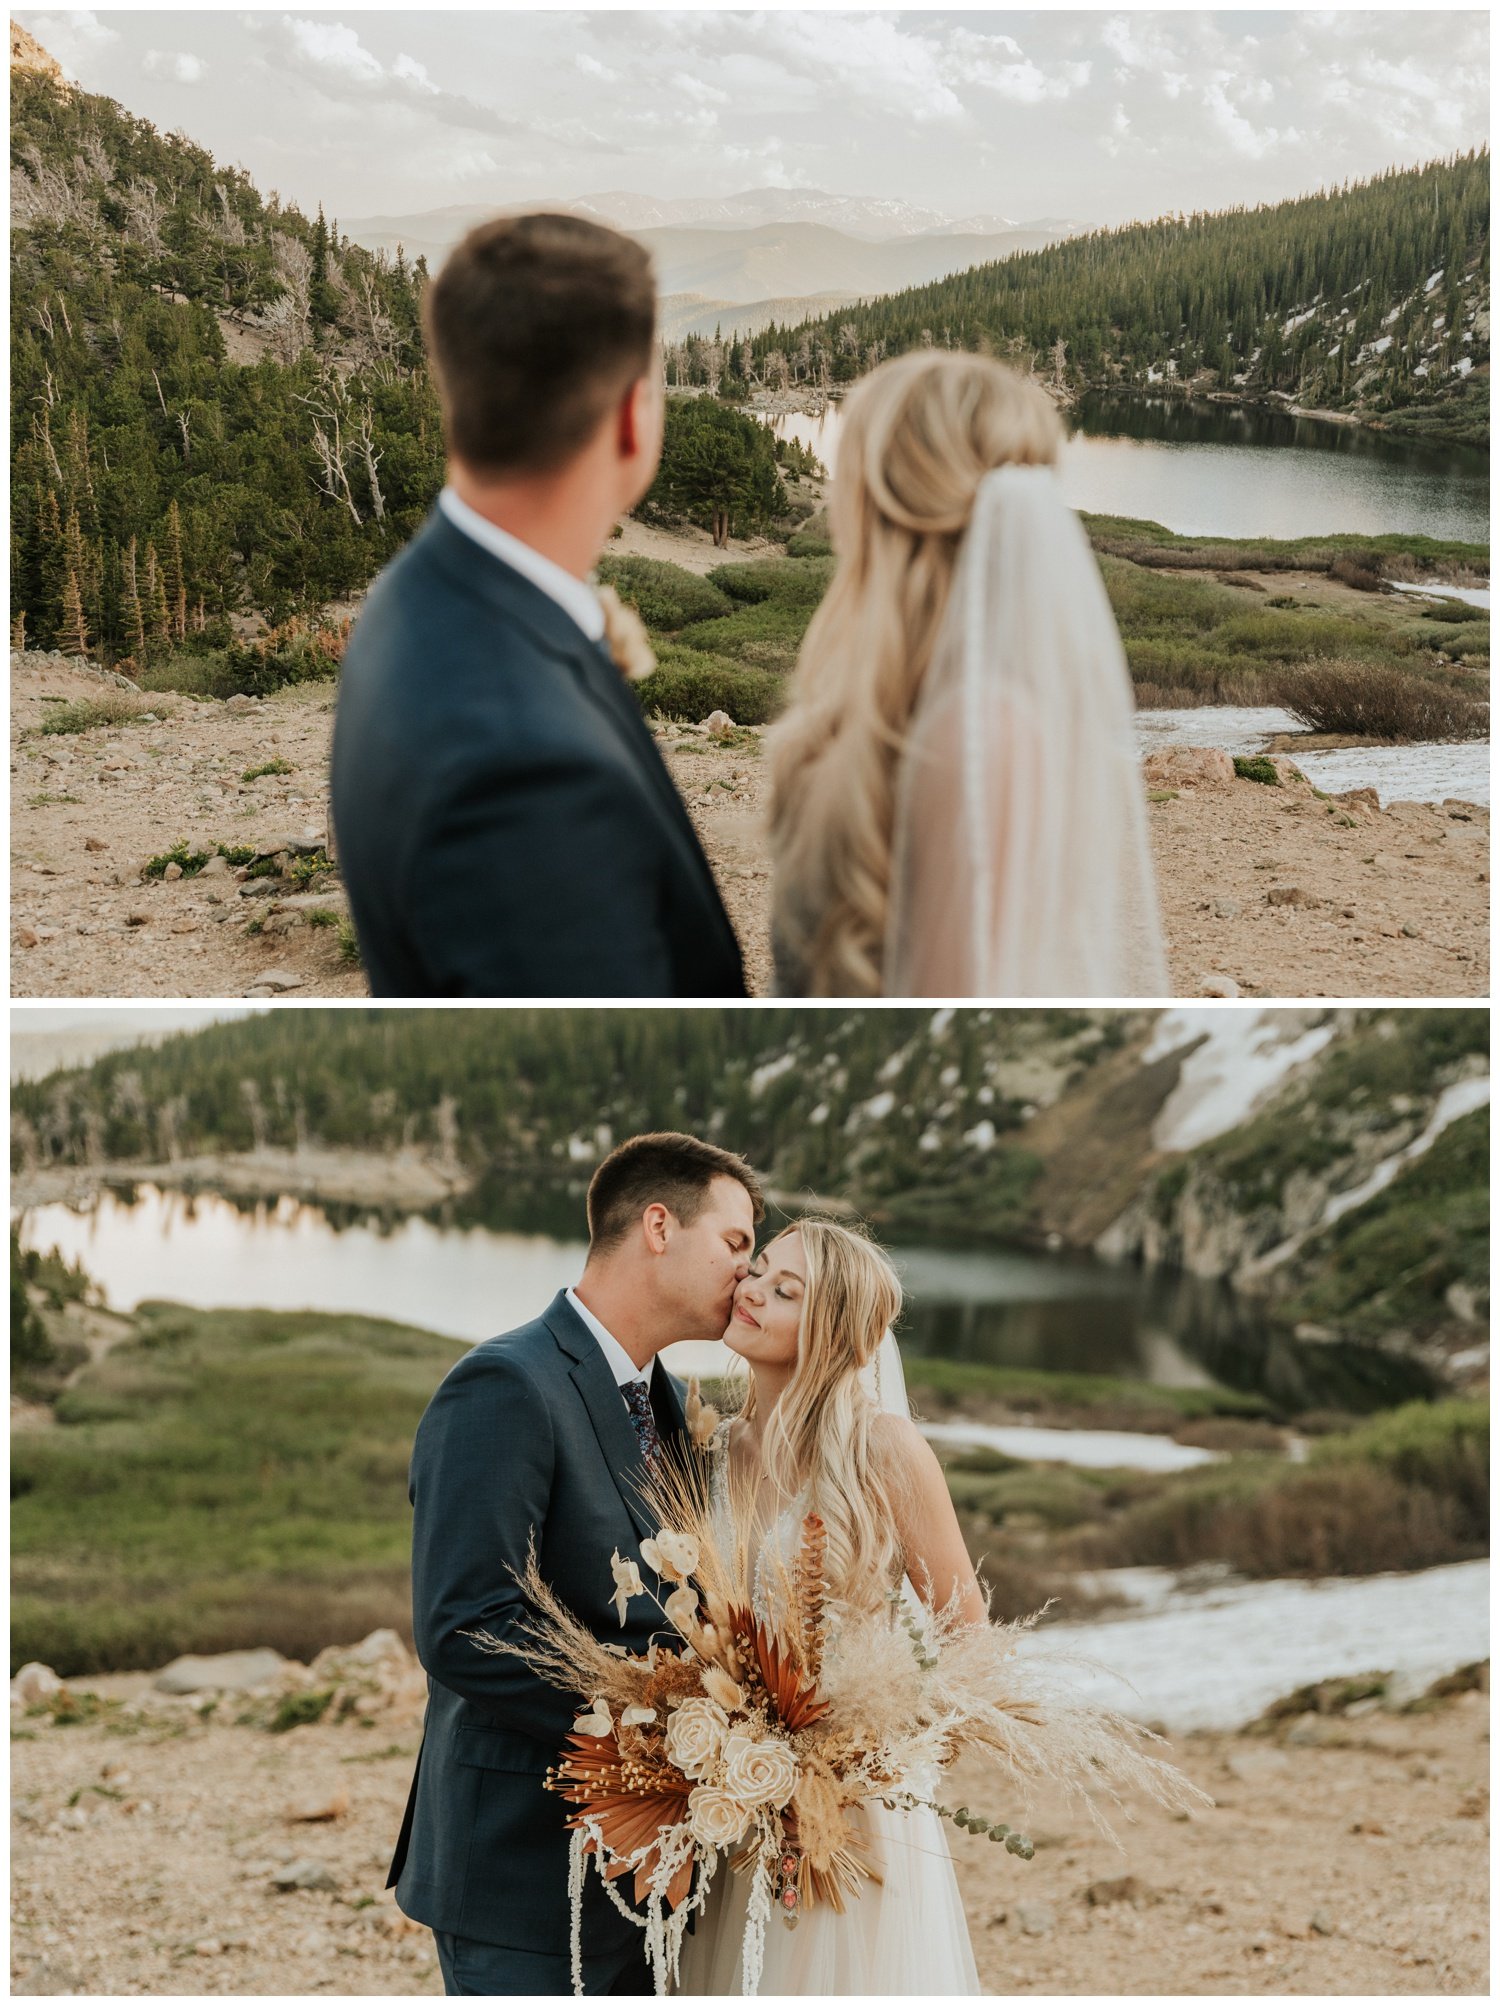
[771,392,1488,543]
[15,1182,1435,1411]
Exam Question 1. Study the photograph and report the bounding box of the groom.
[390,1132,763,1995]
[330,213,747,998]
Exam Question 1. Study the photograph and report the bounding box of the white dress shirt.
[437,485,606,644]
[566,1286,649,1391]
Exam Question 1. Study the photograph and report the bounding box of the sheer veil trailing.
[884,464,1170,998]
[862,1327,911,1418]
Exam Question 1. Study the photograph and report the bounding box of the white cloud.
[283,17,384,86]
[20,9,116,83]
[574,52,618,82]
[947,30,1091,105]
[673,71,730,109]
[725,12,964,124]
[143,50,204,85]
[1202,79,1299,161]
[391,52,438,95]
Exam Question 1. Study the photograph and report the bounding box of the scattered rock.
[199,852,230,877]
[1085,1875,1145,1907]
[1309,1909,1336,1937]
[1015,1901,1054,1937]
[1336,787,1381,813]
[1143,746,1236,791]
[225,693,260,714]
[11,1662,62,1707]
[284,1787,349,1825]
[1210,897,1241,920]
[1401,921,1422,938]
[83,835,108,852]
[125,911,151,928]
[15,926,39,949]
[162,861,183,882]
[154,1648,286,1696]
[270,1858,340,1893]
[253,970,304,994]
[1199,972,1240,999]
[1266,885,1319,908]
[705,710,736,737]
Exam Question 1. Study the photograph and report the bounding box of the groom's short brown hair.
[424,211,657,476]
[587,1132,764,1252]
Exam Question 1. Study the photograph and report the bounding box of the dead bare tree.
[297,370,384,525]
[122,177,167,253]
[356,402,386,522]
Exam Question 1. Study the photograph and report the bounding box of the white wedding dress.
[673,1405,981,1997]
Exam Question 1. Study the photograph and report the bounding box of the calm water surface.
[16,1182,1433,1412]
[772,392,1488,543]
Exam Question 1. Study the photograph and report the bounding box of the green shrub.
[39,693,159,735]
[707,556,833,606]
[636,646,786,725]
[1234,755,1280,785]
[270,1689,335,1733]
[594,556,734,629]
[242,759,294,782]
[1269,660,1487,740]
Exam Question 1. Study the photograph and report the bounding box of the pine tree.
[162,500,187,642]
[57,568,90,656]
[145,542,171,650]
[123,536,146,662]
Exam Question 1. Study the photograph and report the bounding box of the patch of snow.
[878,1049,908,1082]
[1425,269,1444,293]
[918,1126,943,1152]
[749,1051,797,1095]
[1368,334,1394,355]
[1413,363,1430,378]
[1386,579,1490,610]
[1282,306,1319,335]
[1451,355,1473,376]
[861,1091,897,1121]
[920,1419,1220,1474]
[1135,705,1305,758]
[1292,741,1490,808]
[1384,305,1402,325]
[567,1135,596,1162]
[809,1102,829,1125]
[1322,1076,1490,1224]
[1147,1011,1337,1151]
[1432,314,1446,332]
[930,1007,955,1037]
[1025,1560,1489,1731]
[963,1119,997,1151]
[939,1065,960,1089]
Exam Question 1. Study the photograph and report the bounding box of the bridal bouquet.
[474,1404,1202,1995]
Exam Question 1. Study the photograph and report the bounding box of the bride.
[675,1218,982,1996]
[769,352,1169,999]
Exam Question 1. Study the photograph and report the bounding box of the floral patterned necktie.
[620,1378,662,1472]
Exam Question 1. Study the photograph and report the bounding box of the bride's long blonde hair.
[737,1218,912,1615]
[769,351,1063,996]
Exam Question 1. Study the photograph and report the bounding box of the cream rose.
[720,1730,799,1812]
[687,1784,751,1850]
[664,1697,730,1781]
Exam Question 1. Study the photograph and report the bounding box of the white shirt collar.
[566,1286,649,1390]
[438,486,606,644]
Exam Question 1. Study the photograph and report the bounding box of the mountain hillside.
[12,1007,1488,1372]
[754,154,1490,448]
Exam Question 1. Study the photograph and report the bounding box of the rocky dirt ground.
[10,1649,1487,1997]
[11,650,1487,1001]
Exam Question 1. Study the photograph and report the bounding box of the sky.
[16,8,1489,231]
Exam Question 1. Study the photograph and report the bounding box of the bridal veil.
[884,463,1170,998]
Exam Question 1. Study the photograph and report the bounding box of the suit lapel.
[543,1294,655,1542]
[421,511,741,965]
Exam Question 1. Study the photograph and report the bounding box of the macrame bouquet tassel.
[738,1827,779,1997]
[566,1824,589,1998]
[792,1513,828,1681]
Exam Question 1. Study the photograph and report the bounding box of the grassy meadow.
[13,1287,1488,1674]
[600,515,1489,728]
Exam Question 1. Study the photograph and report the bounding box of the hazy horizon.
[16,9,1489,234]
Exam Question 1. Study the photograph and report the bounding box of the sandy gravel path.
[10,1677,1486,1996]
[12,659,1486,1001]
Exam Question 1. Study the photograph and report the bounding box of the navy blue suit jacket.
[390,1293,691,1956]
[330,508,747,997]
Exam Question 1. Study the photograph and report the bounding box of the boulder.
[11,1663,62,1708]
[1143,746,1236,791]
[1265,885,1320,908]
[284,1787,349,1824]
[154,1647,285,1695]
[199,853,230,878]
[704,710,736,737]
[1199,973,1241,999]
